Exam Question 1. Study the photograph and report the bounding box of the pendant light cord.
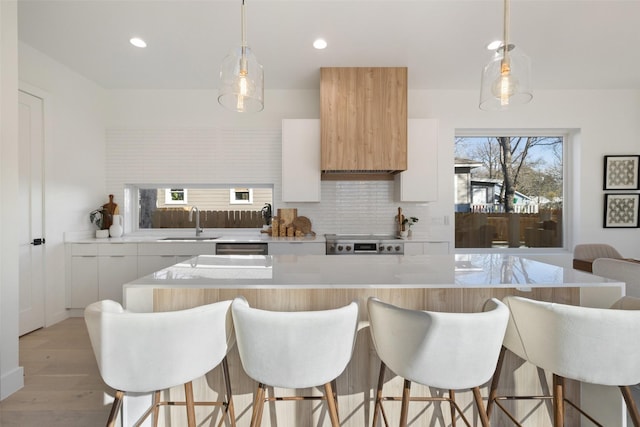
[240,0,247,73]
[502,0,510,67]
[241,0,247,48]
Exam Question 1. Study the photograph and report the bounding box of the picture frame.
[603,193,640,228]
[603,155,640,190]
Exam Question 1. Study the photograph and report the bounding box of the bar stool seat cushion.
[231,297,359,389]
[502,296,640,386]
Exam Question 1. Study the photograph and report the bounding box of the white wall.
[1,0,24,400]
[105,89,640,256]
[105,90,446,239]
[18,42,108,326]
[410,89,640,257]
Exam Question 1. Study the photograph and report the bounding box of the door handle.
[31,238,45,246]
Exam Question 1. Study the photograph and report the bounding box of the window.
[454,135,564,249]
[135,186,272,230]
[164,188,187,205]
[230,188,253,204]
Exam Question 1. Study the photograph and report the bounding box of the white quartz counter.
[124,253,622,290]
[66,232,322,244]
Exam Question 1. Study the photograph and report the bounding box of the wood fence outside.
[151,208,264,228]
[455,210,563,248]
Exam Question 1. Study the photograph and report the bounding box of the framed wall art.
[603,193,640,228]
[603,155,640,190]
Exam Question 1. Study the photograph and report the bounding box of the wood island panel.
[151,286,581,427]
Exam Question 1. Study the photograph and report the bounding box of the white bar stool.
[367,297,509,427]
[230,296,359,427]
[488,295,640,426]
[84,299,236,427]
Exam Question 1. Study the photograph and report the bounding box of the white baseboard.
[46,309,69,327]
[1,366,24,400]
[66,308,85,317]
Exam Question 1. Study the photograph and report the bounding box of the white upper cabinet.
[395,119,439,202]
[282,119,321,202]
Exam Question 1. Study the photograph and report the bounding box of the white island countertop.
[124,253,622,290]
[122,253,627,427]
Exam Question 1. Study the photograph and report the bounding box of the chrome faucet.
[189,206,203,237]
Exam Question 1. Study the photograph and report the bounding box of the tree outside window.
[455,136,563,249]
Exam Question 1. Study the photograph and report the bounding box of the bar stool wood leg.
[486,346,506,420]
[553,374,565,427]
[400,379,411,427]
[331,379,339,419]
[152,390,161,427]
[184,381,196,427]
[472,386,490,427]
[324,382,340,427]
[620,386,640,427]
[250,383,266,427]
[221,358,236,427]
[372,362,386,427]
[449,389,457,427]
[107,390,124,427]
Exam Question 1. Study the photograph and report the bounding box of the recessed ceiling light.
[486,40,502,51]
[313,39,327,50]
[129,37,147,48]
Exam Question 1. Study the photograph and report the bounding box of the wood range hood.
[320,67,408,181]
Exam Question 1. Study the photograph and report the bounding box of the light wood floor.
[0,318,113,427]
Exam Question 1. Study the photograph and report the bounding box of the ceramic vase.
[109,214,123,238]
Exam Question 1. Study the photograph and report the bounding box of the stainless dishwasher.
[215,242,268,255]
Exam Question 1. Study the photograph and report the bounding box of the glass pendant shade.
[218,45,264,113]
[218,0,264,113]
[479,44,532,110]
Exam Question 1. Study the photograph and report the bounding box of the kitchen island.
[122,254,626,427]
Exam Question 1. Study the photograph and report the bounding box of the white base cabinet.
[269,241,325,255]
[98,255,138,303]
[137,242,216,277]
[69,249,98,308]
[67,242,219,309]
[404,241,450,255]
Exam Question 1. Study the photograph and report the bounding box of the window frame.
[124,184,273,234]
[454,128,574,253]
[229,188,253,205]
[164,188,188,205]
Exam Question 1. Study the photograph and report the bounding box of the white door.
[18,90,45,336]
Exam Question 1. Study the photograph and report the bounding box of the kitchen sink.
[161,237,219,241]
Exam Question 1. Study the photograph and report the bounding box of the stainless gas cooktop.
[324,234,404,255]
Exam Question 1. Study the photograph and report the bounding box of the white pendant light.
[218,0,264,113]
[479,0,532,111]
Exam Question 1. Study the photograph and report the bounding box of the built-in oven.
[215,242,269,256]
[325,234,404,255]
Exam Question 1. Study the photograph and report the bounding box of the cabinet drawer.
[70,243,98,256]
[98,243,138,256]
[138,242,216,256]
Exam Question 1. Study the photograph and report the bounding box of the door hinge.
[31,238,45,246]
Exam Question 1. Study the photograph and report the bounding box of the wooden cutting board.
[293,216,312,234]
[278,208,297,226]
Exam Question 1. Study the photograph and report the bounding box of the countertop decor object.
[292,216,313,235]
[109,214,124,238]
[101,194,119,230]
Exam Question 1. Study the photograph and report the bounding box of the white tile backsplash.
[106,127,433,237]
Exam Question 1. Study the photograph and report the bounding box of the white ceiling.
[17,0,640,91]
